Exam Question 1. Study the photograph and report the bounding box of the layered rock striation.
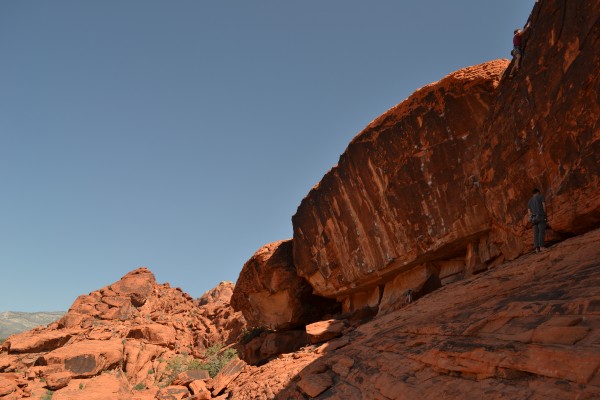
[479,0,600,259]
[291,60,508,311]
[234,0,600,327]
[225,228,600,400]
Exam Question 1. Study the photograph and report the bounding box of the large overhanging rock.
[292,60,508,300]
[231,240,339,330]
[479,0,600,260]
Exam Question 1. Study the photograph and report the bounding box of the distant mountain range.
[0,311,64,339]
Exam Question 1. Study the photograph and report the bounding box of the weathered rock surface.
[290,0,599,318]
[479,0,600,260]
[222,228,600,399]
[292,59,508,308]
[0,268,246,399]
[1,2,597,399]
[232,240,339,330]
[237,329,308,366]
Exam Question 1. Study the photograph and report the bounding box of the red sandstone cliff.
[292,60,507,311]
[479,0,600,260]
[1,1,599,399]
[227,0,600,397]
[238,0,600,322]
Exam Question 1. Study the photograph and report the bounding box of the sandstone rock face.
[232,240,339,330]
[291,0,599,316]
[292,60,508,307]
[479,0,600,259]
[37,339,124,378]
[222,228,600,399]
[0,267,246,398]
[52,372,132,400]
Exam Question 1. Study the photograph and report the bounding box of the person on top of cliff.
[509,23,530,77]
[527,188,547,252]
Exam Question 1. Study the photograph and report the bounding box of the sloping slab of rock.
[126,323,176,347]
[306,320,346,344]
[292,60,508,301]
[211,358,246,396]
[4,329,76,354]
[223,228,600,399]
[52,372,132,400]
[37,339,123,378]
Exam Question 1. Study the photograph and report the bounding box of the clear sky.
[1,1,535,312]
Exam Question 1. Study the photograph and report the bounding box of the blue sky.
[0,1,535,312]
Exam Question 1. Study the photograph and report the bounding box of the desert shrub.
[133,382,146,391]
[159,355,188,387]
[158,344,238,386]
[41,390,54,400]
[200,344,237,378]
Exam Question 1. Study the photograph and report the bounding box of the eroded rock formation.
[224,228,600,399]
[231,240,339,330]
[1,1,599,399]
[0,268,246,399]
[479,0,600,260]
[291,60,508,312]
[285,0,600,315]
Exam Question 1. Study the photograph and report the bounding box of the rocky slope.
[225,228,600,399]
[0,313,64,340]
[0,268,246,399]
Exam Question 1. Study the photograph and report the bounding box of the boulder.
[3,329,75,354]
[171,369,210,386]
[45,371,72,390]
[126,324,176,347]
[232,240,339,330]
[292,60,508,302]
[156,385,190,400]
[198,281,235,306]
[189,379,211,399]
[37,339,123,378]
[306,320,346,344]
[110,267,156,307]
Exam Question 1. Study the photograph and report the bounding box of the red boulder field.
[2,1,599,399]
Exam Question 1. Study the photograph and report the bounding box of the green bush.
[158,344,238,386]
[133,383,146,391]
[41,390,54,400]
[200,345,237,378]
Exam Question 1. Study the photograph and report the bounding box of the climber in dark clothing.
[527,188,547,252]
[509,23,529,77]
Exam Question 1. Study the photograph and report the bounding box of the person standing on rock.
[509,23,529,77]
[527,188,547,252]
